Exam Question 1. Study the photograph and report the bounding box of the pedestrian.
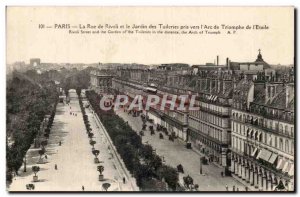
[45,155,48,159]
[55,164,57,170]
[59,141,62,146]
[221,171,223,177]
[82,185,85,191]
[123,177,126,184]
[233,185,235,191]
[245,186,248,191]
[225,184,228,191]
[237,187,239,191]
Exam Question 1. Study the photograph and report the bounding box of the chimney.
[286,85,289,108]
[217,55,219,66]
[233,78,237,90]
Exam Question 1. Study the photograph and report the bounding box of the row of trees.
[6,73,59,183]
[43,110,56,140]
[79,92,101,164]
[33,98,58,182]
[86,90,181,191]
[62,68,91,97]
[78,91,109,190]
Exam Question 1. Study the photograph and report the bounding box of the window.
[285,140,289,153]
[264,133,267,143]
[269,121,272,129]
[279,124,283,133]
[269,136,273,146]
[279,138,283,150]
[275,122,278,131]
[239,140,242,151]
[242,126,245,136]
[275,136,278,148]
[259,133,262,142]
[264,120,267,127]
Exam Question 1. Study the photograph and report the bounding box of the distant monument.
[30,58,41,67]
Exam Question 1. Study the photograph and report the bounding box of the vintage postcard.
[6,6,295,192]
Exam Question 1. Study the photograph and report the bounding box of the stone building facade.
[90,53,295,190]
[230,71,294,191]
[188,70,233,167]
[90,69,113,94]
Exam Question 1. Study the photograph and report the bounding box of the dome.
[255,49,264,62]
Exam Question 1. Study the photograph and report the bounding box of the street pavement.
[8,91,133,192]
[115,109,247,191]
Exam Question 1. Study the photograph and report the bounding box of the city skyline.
[6,49,295,66]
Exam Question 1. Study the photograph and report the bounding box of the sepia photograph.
[5,6,295,192]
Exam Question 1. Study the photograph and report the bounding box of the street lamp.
[200,157,203,175]
[23,154,27,172]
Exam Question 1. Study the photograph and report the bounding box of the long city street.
[9,91,134,191]
[115,109,246,191]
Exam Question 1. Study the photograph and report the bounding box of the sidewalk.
[9,92,122,191]
[84,102,136,191]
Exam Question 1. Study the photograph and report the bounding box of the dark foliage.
[6,73,58,183]
[85,90,179,191]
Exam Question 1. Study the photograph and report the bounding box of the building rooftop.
[229,49,271,70]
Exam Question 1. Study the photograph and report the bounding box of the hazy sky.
[7,7,294,65]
